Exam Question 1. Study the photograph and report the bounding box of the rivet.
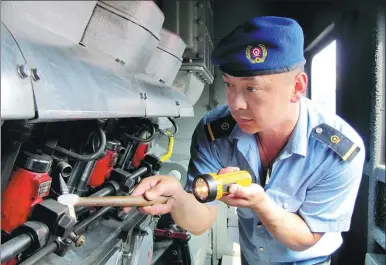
[283,202,289,209]
[259,247,264,252]
[17,64,31,79]
[316,127,323,134]
[31,68,41,81]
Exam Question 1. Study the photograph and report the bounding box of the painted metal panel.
[0,23,36,120]
[3,19,146,122]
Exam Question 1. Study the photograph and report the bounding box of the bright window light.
[311,40,337,114]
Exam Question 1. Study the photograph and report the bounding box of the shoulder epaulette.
[204,114,236,142]
[311,123,360,162]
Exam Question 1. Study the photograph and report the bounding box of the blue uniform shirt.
[185,97,365,265]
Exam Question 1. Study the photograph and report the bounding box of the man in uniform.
[124,16,365,265]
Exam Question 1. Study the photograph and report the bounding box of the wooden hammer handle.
[74,195,170,207]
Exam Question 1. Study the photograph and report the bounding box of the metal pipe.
[66,161,85,193]
[1,234,32,263]
[118,142,136,169]
[75,160,96,196]
[57,161,72,178]
[129,166,148,179]
[18,242,59,265]
[17,207,112,265]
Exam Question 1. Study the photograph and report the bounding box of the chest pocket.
[266,189,304,213]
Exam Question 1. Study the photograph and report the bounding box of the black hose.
[75,160,96,196]
[125,124,157,143]
[1,234,32,263]
[167,117,178,137]
[53,128,106,161]
[18,242,59,265]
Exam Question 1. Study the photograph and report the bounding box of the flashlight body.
[192,170,252,203]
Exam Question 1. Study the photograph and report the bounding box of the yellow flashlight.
[192,170,252,203]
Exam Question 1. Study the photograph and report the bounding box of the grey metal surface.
[37,210,146,265]
[172,71,205,106]
[0,1,96,43]
[145,47,183,86]
[99,1,164,39]
[0,23,36,120]
[81,3,161,73]
[2,18,179,122]
[145,28,186,86]
[365,253,386,265]
[162,0,214,84]
[135,73,192,118]
[158,28,186,59]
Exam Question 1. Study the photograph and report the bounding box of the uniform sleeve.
[298,147,366,233]
[184,119,224,205]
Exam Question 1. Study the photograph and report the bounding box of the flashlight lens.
[194,178,209,201]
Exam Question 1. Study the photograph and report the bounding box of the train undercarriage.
[1,1,214,265]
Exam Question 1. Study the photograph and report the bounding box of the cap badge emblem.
[246,44,267,64]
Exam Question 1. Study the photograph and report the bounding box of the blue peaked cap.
[211,16,306,77]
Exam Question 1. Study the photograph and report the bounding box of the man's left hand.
[219,183,266,209]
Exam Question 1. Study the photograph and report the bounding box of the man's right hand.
[123,175,184,215]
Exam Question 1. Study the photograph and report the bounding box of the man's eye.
[224,82,232,88]
[247,87,258,92]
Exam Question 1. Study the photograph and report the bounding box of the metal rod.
[74,207,113,234]
[66,161,85,193]
[118,142,136,169]
[18,242,59,265]
[129,166,148,179]
[75,195,169,207]
[1,234,32,263]
[75,186,115,214]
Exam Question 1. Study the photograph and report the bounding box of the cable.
[124,124,157,143]
[53,128,106,161]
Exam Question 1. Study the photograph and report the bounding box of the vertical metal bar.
[367,6,385,252]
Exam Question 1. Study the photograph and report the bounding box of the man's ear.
[291,71,308,103]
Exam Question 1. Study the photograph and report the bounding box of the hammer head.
[57,194,80,221]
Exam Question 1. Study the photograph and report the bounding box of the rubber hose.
[53,128,106,161]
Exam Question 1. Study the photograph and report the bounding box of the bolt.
[197,36,204,42]
[196,19,204,25]
[30,68,41,81]
[75,235,86,247]
[197,53,204,59]
[197,2,204,8]
[17,64,31,79]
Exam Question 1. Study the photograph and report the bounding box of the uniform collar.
[286,97,309,157]
[228,97,309,157]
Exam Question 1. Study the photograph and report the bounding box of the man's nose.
[231,93,248,110]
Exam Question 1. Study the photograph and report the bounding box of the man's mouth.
[237,117,253,124]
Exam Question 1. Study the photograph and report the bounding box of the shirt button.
[257,224,262,228]
[265,261,271,263]
[316,127,323,134]
[259,247,264,252]
[282,202,289,209]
